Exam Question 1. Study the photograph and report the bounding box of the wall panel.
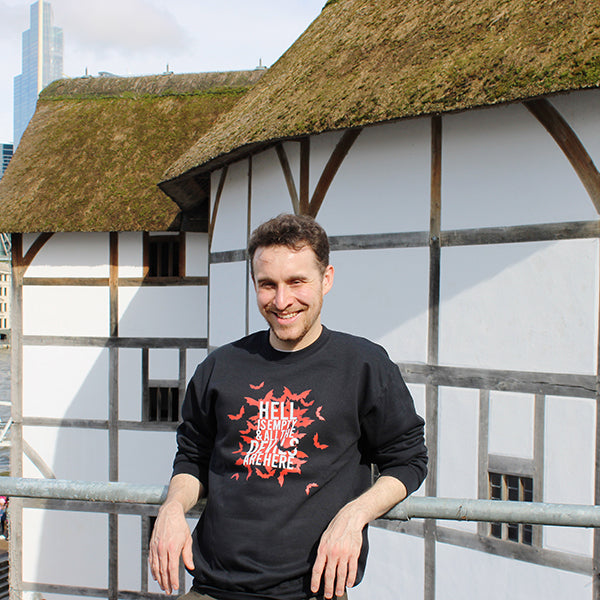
[317,120,430,236]
[323,248,428,363]
[442,103,598,229]
[23,286,110,337]
[23,346,108,419]
[436,543,591,600]
[118,286,207,338]
[439,240,598,374]
[25,233,109,277]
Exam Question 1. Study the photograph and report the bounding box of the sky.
[0,0,326,143]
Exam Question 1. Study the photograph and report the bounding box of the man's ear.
[322,264,334,295]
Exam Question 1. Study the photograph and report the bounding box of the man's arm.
[149,473,204,595]
[310,475,407,599]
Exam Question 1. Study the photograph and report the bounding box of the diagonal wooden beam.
[275,143,300,215]
[524,98,600,214]
[208,166,229,250]
[300,138,310,215]
[22,232,54,271]
[308,128,362,218]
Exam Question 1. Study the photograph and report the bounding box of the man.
[150,214,427,600]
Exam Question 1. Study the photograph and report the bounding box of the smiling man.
[149,214,427,600]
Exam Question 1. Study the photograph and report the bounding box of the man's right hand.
[149,474,202,595]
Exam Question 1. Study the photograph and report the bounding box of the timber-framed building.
[1,0,600,598]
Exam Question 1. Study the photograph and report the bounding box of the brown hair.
[248,213,330,275]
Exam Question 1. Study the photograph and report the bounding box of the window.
[145,385,180,423]
[144,233,185,279]
[489,472,533,545]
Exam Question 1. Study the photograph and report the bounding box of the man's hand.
[149,474,202,595]
[310,476,407,598]
[310,502,365,598]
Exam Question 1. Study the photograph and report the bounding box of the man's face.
[252,244,334,351]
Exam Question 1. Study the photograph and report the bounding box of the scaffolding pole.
[1,477,599,527]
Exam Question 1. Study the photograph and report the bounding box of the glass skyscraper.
[13,1,63,148]
[0,144,13,179]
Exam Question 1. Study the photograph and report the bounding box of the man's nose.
[273,284,291,309]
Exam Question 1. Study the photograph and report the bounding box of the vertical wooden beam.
[299,138,310,215]
[108,233,119,600]
[424,115,442,600]
[594,240,600,600]
[142,232,150,280]
[246,156,252,336]
[179,232,186,278]
[9,233,24,600]
[477,390,490,537]
[533,393,545,547]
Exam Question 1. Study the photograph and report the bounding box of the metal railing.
[1,477,600,528]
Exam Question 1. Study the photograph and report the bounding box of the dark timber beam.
[308,129,362,218]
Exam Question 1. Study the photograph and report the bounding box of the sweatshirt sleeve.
[171,360,217,492]
[359,358,428,496]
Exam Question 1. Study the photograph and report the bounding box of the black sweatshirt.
[173,327,427,600]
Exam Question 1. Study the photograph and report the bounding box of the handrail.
[1,477,599,527]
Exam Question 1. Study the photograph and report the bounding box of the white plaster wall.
[119,515,141,590]
[23,286,110,336]
[186,232,209,277]
[23,508,108,588]
[209,261,247,348]
[149,348,180,380]
[316,120,431,236]
[307,131,344,201]
[250,146,298,230]
[118,286,207,338]
[211,160,248,253]
[186,349,208,382]
[23,346,108,419]
[544,395,595,557]
[25,233,110,278]
[349,528,424,600]
[488,392,534,460]
[442,102,599,229]
[323,248,428,363]
[439,239,599,374]
[119,348,142,421]
[437,387,479,533]
[118,232,144,278]
[119,431,177,486]
[436,542,591,600]
[22,426,108,480]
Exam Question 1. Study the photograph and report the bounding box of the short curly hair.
[247,214,329,275]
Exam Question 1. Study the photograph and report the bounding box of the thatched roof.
[0,71,264,232]
[161,0,600,197]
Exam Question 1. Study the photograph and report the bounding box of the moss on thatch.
[0,71,263,232]
[162,0,600,188]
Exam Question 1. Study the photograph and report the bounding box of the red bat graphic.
[231,473,240,480]
[313,433,329,450]
[305,483,319,495]
[250,381,265,390]
[315,406,325,421]
[228,406,245,420]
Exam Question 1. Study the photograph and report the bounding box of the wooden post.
[424,115,442,600]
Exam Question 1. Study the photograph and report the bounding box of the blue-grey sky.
[0,0,325,142]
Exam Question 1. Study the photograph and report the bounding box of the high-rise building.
[0,144,12,179]
[13,1,63,148]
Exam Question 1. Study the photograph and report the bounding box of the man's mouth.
[272,310,300,321]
